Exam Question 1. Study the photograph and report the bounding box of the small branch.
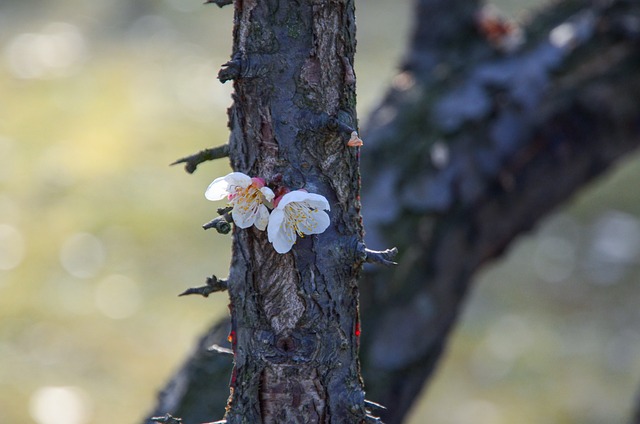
[218,59,241,83]
[365,414,384,424]
[217,206,233,215]
[218,56,269,83]
[170,144,229,174]
[203,0,232,8]
[202,420,227,424]
[208,344,234,355]
[358,244,398,266]
[203,216,232,234]
[179,275,228,297]
[364,399,387,411]
[203,207,233,234]
[150,414,182,424]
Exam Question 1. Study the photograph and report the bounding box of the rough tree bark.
[196,0,367,423]
[146,0,640,423]
[360,0,640,421]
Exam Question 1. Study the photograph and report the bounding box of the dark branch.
[365,414,384,424]
[203,216,232,234]
[364,399,387,411]
[150,414,182,424]
[218,59,241,83]
[208,344,233,355]
[142,319,232,423]
[204,0,232,8]
[171,145,229,174]
[360,0,640,422]
[364,248,398,266]
[218,56,269,83]
[179,275,228,297]
[203,207,233,234]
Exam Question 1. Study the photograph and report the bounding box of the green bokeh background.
[1,1,640,423]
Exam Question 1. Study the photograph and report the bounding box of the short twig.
[150,414,182,424]
[170,144,229,174]
[203,216,232,234]
[218,59,241,83]
[365,414,384,424]
[208,344,234,355]
[179,275,228,297]
[364,399,387,411]
[217,206,233,216]
[363,247,398,266]
[203,0,233,7]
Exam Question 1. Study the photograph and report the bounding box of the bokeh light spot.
[583,210,640,285]
[453,400,505,424]
[59,232,106,278]
[533,235,576,283]
[5,22,86,80]
[29,386,92,424]
[0,136,16,183]
[0,224,26,270]
[485,314,534,361]
[94,274,141,319]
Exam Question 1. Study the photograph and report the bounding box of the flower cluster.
[205,172,330,253]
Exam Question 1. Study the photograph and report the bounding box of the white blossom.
[267,190,330,253]
[205,172,274,230]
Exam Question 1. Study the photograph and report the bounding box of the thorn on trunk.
[179,275,228,297]
[208,344,234,355]
[358,243,398,266]
[219,55,268,83]
[203,216,232,234]
[203,0,233,8]
[365,414,384,423]
[171,145,229,174]
[218,59,241,83]
[364,399,387,411]
[150,414,183,424]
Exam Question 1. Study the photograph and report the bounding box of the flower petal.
[276,190,330,211]
[224,172,252,188]
[275,190,310,209]
[205,172,252,201]
[298,209,330,236]
[271,226,296,253]
[268,209,297,253]
[301,193,331,211]
[267,209,285,242]
[254,204,270,231]
[205,176,231,201]
[231,203,257,229]
[260,186,275,202]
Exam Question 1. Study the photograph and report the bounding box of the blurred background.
[1,1,640,423]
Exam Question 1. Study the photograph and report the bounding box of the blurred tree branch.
[145,0,640,422]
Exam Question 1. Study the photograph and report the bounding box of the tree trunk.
[145,0,640,423]
[221,0,364,423]
[360,0,640,422]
